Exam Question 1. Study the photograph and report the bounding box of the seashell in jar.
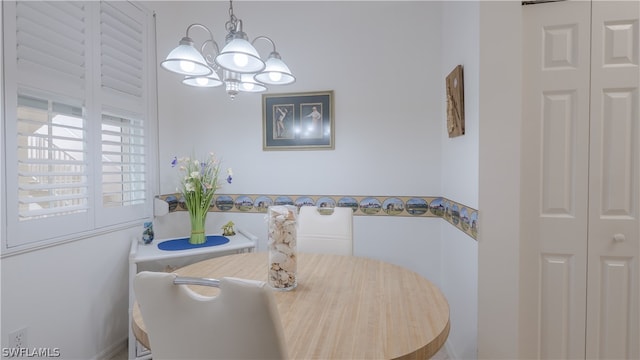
[269,251,288,265]
[275,243,294,256]
[280,257,297,272]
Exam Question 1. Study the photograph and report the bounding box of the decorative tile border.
[157,193,478,241]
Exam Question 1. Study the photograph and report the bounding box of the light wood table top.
[132,252,450,359]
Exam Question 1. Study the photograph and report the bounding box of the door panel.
[524,1,639,358]
[599,88,636,217]
[596,257,634,359]
[541,90,580,216]
[587,2,639,358]
[540,254,574,359]
[522,1,591,358]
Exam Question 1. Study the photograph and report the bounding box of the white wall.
[154,1,443,197]
[477,2,522,358]
[152,0,484,355]
[440,2,480,359]
[0,0,4,265]
[153,0,446,280]
[0,228,137,359]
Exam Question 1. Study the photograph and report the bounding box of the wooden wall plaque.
[446,65,465,137]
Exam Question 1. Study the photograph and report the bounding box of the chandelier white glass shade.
[182,73,222,87]
[161,37,212,76]
[215,37,264,73]
[239,74,268,92]
[160,0,295,99]
[254,52,296,85]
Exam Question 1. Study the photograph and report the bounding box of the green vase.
[189,212,207,245]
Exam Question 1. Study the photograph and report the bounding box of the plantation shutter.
[100,1,145,112]
[3,1,155,249]
[7,1,92,246]
[96,1,150,225]
[16,1,87,98]
[101,114,146,208]
[16,95,89,220]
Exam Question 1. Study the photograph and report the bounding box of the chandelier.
[160,0,295,99]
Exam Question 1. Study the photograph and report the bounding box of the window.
[17,95,88,221]
[2,1,156,250]
[101,114,146,209]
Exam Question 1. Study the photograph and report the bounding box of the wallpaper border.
[157,193,478,241]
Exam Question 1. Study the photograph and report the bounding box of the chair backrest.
[134,271,288,360]
[297,206,353,255]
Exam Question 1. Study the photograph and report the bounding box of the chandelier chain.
[226,0,238,33]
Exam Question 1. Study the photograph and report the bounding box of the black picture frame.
[262,90,334,150]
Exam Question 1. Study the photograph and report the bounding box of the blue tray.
[157,235,230,251]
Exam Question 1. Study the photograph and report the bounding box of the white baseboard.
[92,338,127,360]
[445,340,460,360]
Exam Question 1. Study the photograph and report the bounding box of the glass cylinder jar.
[267,205,297,291]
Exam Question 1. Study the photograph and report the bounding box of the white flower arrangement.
[171,153,232,243]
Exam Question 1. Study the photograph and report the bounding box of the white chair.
[133,271,288,360]
[297,206,353,255]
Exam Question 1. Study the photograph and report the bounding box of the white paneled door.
[587,2,639,358]
[522,1,639,359]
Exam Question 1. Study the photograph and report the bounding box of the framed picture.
[262,90,334,150]
[446,65,465,138]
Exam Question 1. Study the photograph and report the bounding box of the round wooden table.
[132,252,450,359]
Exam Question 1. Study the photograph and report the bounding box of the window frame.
[1,1,158,254]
